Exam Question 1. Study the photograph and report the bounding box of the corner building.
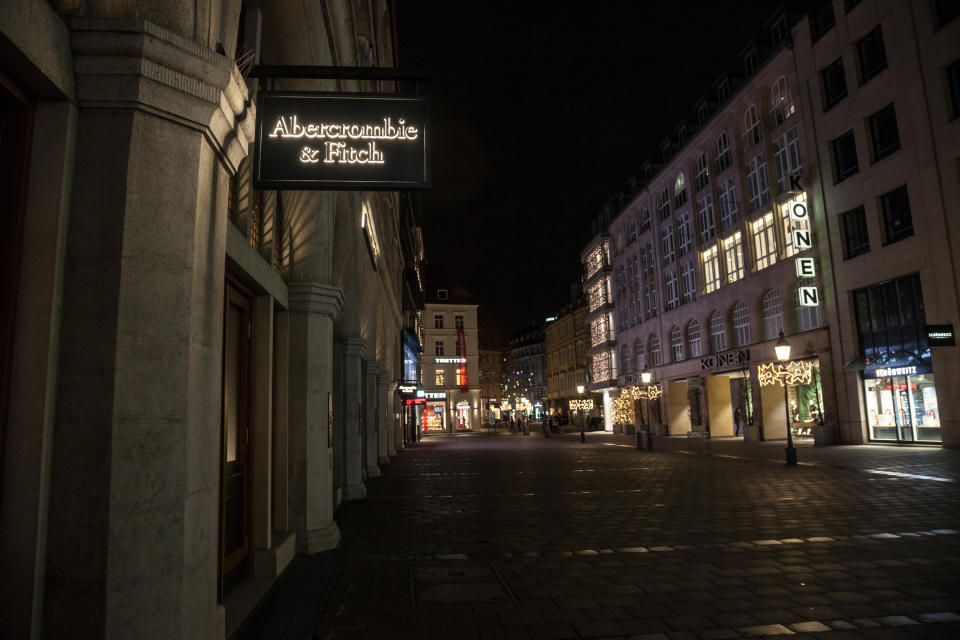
[0,0,423,637]
[421,291,481,432]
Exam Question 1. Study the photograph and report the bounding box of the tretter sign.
[254,92,430,189]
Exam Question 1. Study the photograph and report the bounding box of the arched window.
[714,132,732,172]
[710,310,727,352]
[674,173,688,208]
[795,278,822,331]
[762,289,784,340]
[732,300,752,347]
[695,152,709,191]
[634,339,645,371]
[670,326,684,362]
[687,320,702,358]
[621,343,633,373]
[743,104,761,146]
[770,76,794,125]
[649,333,662,366]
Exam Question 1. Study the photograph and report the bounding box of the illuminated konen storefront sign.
[254,93,430,189]
[787,189,819,308]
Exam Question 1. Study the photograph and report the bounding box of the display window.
[864,374,940,443]
[424,402,445,431]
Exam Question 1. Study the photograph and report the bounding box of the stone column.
[335,337,367,501]
[287,283,343,553]
[377,372,391,463]
[363,361,382,477]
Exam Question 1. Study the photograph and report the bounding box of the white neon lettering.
[268,116,420,141]
[321,141,385,165]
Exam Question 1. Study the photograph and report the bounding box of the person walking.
[734,406,743,436]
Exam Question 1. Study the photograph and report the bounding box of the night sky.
[396,1,775,345]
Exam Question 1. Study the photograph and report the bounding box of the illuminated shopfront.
[863,365,940,443]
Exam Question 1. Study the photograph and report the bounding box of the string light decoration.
[568,398,594,411]
[614,388,635,424]
[757,360,813,387]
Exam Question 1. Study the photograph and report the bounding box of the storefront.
[759,358,826,441]
[423,392,446,431]
[455,401,471,430]
[863,363,940,443]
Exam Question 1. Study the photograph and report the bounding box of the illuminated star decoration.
[757,360,813,387]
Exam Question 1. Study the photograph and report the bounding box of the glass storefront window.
[864,374,940,443]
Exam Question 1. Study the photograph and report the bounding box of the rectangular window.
[644,282,658,318]
[880,185,913,244]
[455,314,464,328]
[822,57,848,110]
[857,26,887,84]
[434,314,443,329]
[774,128,802,193]
[780,193,811,258]
[811,1,836,42]
[665,270,679,310]
[832,129,859,183]
[949,59,960,120]
[681,261,697,303]
[677,213,693,256]
[746,154,771,211]
[868,103,900,161]
[661,225,675,265]
[435,370,445,386]
[841,205,870,258]
[718,178,739,230]
[435,341,444,356]
[723,232,745,283]
[697,196,716,243]
[751,212,778,270]
[702,245,721,294]
[659,189,671,220]
[456,368,465,386]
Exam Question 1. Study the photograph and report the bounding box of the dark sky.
[395,1,776,346]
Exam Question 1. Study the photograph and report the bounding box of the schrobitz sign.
[254,93,430,189]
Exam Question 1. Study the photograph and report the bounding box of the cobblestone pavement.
[307,432,960,640]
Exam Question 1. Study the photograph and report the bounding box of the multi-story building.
[792,0,960,448]
[503,327,547,420]
[545,296,589,421]
[421,291,481,432]
[479,348,505,422]
[601,0,960,449]
[582,212,618,431]
[0,0,424,636]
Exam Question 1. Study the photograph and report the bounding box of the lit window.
[762,289,784,340]
[732,300,752,347]
[671,326,684,362]
[770,76,795,125]
[723,232,745,283]
[456,368,465,386]
[743,104,762,147]
[436,370,445,386]
[710,310,727,353]
[780,193,811,258]
[697,195,716,243]
[715,132,732,172]
[751,212,778,270]
[695,152,710,191]
[702,245,721,294]
[687,320,702,358]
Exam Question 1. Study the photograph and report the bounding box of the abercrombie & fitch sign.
[701,349,750,370]
[254,92,430,189]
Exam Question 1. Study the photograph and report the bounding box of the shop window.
[832,129,859,183]
[762,289,784,340]
[742,105,762,147]
[841,205,870,258]
[857,26,887,84]
[732,300,752,347]
[697,196,716,243]
[710,310,727,353]
[795,278,823,332]
[723,232,745,283]
[714,132,732,172]
[864,374,940,443]
[880,185,913,244]
[822,57,848,110]
[687,320,703,358]
[702,244,721,294]
[695,153,710,191]
[752,212,778,271]
[671,326,684,362]
[868,103,900,162]
[649,334,662,366]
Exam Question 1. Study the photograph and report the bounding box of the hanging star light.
[758,360,813,387]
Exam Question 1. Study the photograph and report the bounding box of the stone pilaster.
[362,362,382,478]
[288,282,343,553]
[334,337,367,501]
[377,373,392,463]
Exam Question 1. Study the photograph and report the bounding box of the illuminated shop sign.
[926,324,955,346]
[254,92,430,190]
[788,190,819,307]
[425,392,446,399]
[700,349,750,370]
[398,384,418,396]
[435,357,466,364]
[862,362,932,379]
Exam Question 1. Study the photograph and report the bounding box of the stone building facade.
[544,299,589,422]
[421,294,481,432]
[0,0,423,637]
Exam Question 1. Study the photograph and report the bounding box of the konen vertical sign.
[254,92,430,190]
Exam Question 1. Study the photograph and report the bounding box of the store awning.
[842,355,867,371]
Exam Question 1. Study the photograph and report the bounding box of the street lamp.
[577,384,586,442]
[774,331,797,466]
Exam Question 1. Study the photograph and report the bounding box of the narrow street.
[239,432,960,639]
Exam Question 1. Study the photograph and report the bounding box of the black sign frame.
[253,91,431,190]
[926,324,955,347]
